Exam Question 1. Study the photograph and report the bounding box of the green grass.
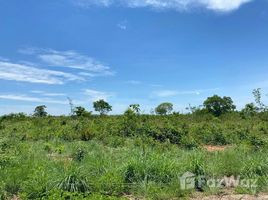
[1,114,268,199]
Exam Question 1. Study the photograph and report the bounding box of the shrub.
[73,148,86,162]
[57,172,90,193]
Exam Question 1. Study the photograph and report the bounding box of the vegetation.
[1,90,268,199]
[155,102,173,115]
[33,105,48,117]
[203,95,236,117]
[93,99,112,115]
[73,106,92,117]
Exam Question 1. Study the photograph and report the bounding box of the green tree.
[123,105,141,136]
[129,104,141,114]
[124,104,141,116]
[203,95,236,117]
[73,106,91,117]
[67,97,75,116]
[33,105,48,117]
[155,102,173,115]
[253,88,266,112]
[93,99,112,115]
[241,103,258,117]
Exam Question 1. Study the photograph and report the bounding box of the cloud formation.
[152,90,181,98]
[0,48,115,85]
[84,89,114,101]
[20,48,114,77]
[0,61,82,84]
[73,0,253,12]
[0,94,68,104]
[31,90,66,97]
[152,88,219,97]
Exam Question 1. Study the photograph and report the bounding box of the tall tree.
[74,106,91,117]
[253,88,266,112]
[93,99,112,115]
[67,97,74,116]
[203,95,236,117]
[241,103,258,117]
[33,105,48,117]
[129,104,141,114]
[155,102,173,115]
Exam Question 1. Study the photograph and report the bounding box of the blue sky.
[0,0,268,115]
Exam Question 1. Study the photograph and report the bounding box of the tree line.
[3,88,267,118]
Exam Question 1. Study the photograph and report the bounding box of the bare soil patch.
[203,145,230,152]
[190,194,268,200]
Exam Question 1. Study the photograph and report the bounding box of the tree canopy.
[33,105,48,117]
[203,95,236,117]
[93,99,112,115]
[74,106,91,117]
[155,102,173,115]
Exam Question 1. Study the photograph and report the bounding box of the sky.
[0,0,268,115]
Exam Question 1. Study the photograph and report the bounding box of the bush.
[73,148,86,162]
[57,172,90,193]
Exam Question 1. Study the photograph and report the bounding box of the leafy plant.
[56,171,90,193]
[203,95,236,117]
[33,105,48,117]
[93,99,112,115]
[155,102,173,115]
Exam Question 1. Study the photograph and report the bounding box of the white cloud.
[152,88,219,97]
[203,0,252,12]
[0,94,68,105]
[78,72,96,77]
[152,89,201,97]
[84,89,114,101]
[31,90,66,97]
[152,90,180,97]
[19,48,114,77]
[0,61,83,84]
[73,0,253,12]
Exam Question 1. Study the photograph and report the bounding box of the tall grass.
[1,114,268,199]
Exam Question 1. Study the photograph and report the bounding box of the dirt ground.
[190,194,268,200]
[203,145,230,152]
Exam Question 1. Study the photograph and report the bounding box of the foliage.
[253,88,267,112]
[2,90,268,198]
[56,171,90,193]
[73,106,92,117]
[33,105,48,117]
[203,95,236,117]
[93,99,112,115]
[73,147,87,162]
[241,103,258,118]
[155,102,173,115]
[129,104,141,114]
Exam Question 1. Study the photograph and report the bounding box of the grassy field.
[1,112,268,199]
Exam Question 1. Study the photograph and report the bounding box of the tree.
[74,106,91,117]
[155,102,173,115]
[129,104,141,114]
[33,105,48,117]
[253,88,266,112]
[241,103,258,117]
[67,97,74,116]
[186,104,202,114]
[123,104,141,136]
[93,99,112,115]
[203,95,236,117]
[124,104,141,116]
